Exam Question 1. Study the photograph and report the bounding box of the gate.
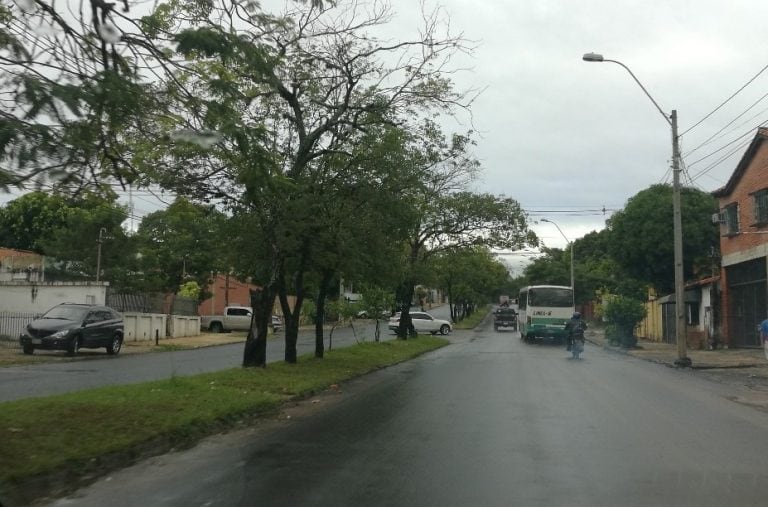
[726,258,766,347]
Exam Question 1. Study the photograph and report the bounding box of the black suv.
[20,303,124,356]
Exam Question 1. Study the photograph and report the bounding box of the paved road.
[49,316,768,506]
[0,306,450,402]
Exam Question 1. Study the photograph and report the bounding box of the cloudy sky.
[388,0,768,265]
[5,0,768,275]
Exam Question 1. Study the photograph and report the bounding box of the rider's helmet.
[572,312,581,319]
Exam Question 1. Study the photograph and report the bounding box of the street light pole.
[541,218,575,307]
[583,52,690,366]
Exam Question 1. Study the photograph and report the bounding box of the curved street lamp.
[582,52,689,367]
[540,218,575,307]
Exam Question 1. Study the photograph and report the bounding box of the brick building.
[712,127,768,346]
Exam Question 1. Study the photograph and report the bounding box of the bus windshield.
[528,287,572,307]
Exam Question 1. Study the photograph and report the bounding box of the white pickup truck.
[200,307,282,333]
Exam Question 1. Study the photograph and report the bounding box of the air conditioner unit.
[711,212,726,224]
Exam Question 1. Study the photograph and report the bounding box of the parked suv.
[19,303,124,356]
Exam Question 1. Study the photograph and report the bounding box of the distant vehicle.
[499,295,510,307]
[201,307,282,333]
[356,309,391,319]
[388,311,452,335]
[19,303,124,356]
[271,315,283,332]
[201,306,253,333]
[493,307,518,332]
[518,285,574,343]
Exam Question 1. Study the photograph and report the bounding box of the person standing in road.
[761,317,768,360]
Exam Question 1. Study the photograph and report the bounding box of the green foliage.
[178,281,202,299]
[603,296,646,348]
[607,184,719,294]
[134,198,228,293]
[359,287,395,320]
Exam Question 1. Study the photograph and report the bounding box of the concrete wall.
[0,281,108,313]
[168,316,201,338]
[122,313,167,342]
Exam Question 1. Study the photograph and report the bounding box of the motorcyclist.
[565,312,587,359]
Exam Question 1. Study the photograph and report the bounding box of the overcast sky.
[5,0,768,274]
[381,0,768,273]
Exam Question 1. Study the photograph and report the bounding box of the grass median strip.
[0,336,448,498]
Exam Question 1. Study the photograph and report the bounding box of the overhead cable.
[681,61,768,137]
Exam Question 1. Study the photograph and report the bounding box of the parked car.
[271,315,282,332]
[356,309,391,319]
[19,303,124,356]
[201,306,253,333]
[388,311,452,335]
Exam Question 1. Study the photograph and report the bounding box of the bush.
[603,296,646,348]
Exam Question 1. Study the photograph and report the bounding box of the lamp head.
[582,52,604,62]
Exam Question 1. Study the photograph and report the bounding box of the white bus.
[518,285,574,343]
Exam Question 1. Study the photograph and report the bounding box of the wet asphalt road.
[50,318,768,507]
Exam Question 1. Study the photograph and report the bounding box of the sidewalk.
[586,327,766,369]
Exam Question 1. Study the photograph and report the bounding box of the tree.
[0,190,134,283]
[603,295,647,348]
[607,184,719,294]
[431,247,509,322]
[139,1,478,364]
[0,1,174,191]
[134,198,227,294]
[0,192,72,252]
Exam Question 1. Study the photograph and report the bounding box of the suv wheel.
[440,324,450,335]
[68,336,80,356]
[107,334,123,355]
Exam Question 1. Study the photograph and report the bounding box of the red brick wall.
[198,274,259,316]
[717,142,768,256]
[716,136,768,346]
[197,274,294,317]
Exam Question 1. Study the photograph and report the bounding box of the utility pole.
[671,111,690,366]
[95,227,107,282]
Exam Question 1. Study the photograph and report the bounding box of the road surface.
[48,316,768,506]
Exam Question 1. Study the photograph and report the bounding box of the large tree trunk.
[242,286,274,368]
[279,267,305,364]
[396,280,416,339]
[313,270,334,358]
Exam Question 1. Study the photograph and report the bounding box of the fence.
[0,311,39,348]
[106,291,198,316]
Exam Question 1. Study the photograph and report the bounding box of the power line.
[681,61,768,137]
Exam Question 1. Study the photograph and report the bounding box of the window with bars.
[753,189,768,225]
[724,203,739,235]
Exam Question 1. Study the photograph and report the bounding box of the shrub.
[603,296,646,348]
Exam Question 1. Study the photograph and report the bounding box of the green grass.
[0,336,447,497]
[452,305,490,330]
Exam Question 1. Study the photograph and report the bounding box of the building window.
[724,203,739,235]
[753,189,768,225]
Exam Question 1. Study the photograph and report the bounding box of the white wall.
[0,282,108,313]
[122,313,167,342]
